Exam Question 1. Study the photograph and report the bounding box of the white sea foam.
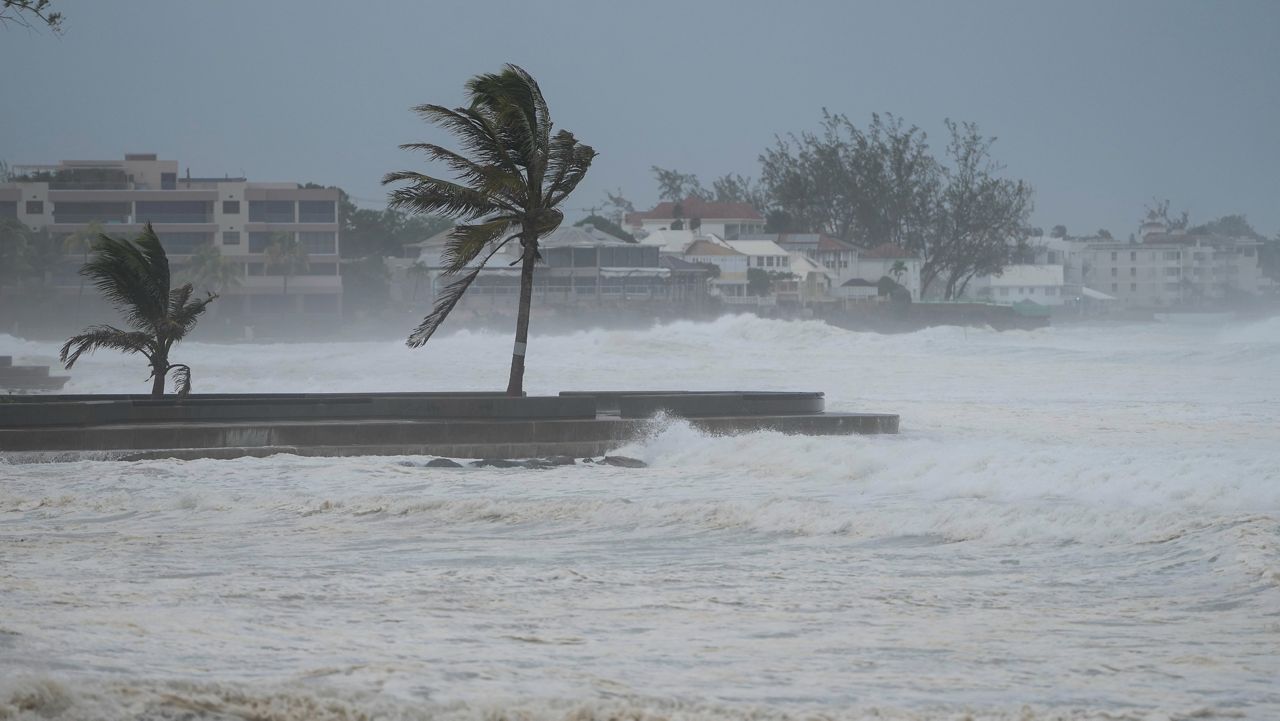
[1,317,1278,719]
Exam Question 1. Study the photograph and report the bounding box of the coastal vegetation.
[59,223,216,396]
[383,63,596,395]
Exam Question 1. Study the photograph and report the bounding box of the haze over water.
[2,316,1279,719]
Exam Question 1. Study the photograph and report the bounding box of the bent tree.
[383,64,595,395]
[60,223,217,396]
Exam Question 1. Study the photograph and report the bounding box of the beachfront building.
[771,233,860,284]
[1079,226,1266,308]
[970,264,1068,306]
[683,238,748,299]
[625,198,765,240]
[0,154,342,315]
[414,225,672,307]
[852,243,922,300]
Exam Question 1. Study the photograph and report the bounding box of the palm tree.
[265,231,308,299]
[183,243,242,296]
[383,64,596,395]
[59,223,217,396]
[890,260,908,282]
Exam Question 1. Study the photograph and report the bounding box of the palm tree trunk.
[506,238,537,396]
[150,357,167,397]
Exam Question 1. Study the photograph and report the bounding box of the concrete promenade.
[0,391,898,462]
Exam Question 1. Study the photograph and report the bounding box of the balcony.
[135,214,214,224]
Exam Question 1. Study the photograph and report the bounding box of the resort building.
[971,264,1068,306]
[0,154,342,315]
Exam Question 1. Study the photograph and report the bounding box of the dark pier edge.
[0,391,899,462]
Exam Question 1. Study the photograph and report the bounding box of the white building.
[852,243,922,300]
[972,264,1067,306]
[683,238,748,298]
[725,239,792,272]
[1080,235,1265,308]
[626,198,765,240]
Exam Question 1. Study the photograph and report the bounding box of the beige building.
[1,154,342,315]
[1080,231,1264,308]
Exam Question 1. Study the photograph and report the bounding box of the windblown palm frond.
[407,236,518,347]
[167,364,192,397]
[59,324,153,368]
[384,64,596,394]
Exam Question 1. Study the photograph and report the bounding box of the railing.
[51,215,132,224]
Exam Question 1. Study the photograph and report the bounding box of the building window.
[155,232,212,255]
[1165,251,1180,261]
[248,200,295,223]
[1111,283,1118,292]
[298,200,336,223]
[299,231,336,254]
[248,231,281,253]
[161,172,177,190]
[136,200,212,224]
[1045,287,1057,296]
[1130,283,1137,291]
[25,200,44,215]
[0,202,16,218]
[1164,267,1179,276]
[223,200,240,214]
[1130,267,1136,277]
[998,287,1008,296]
[1111,268,1117,277]
[1130,251,1137,261]
[222,231,241,245]
[1110,252,1117,261]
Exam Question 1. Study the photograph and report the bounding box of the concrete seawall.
[0,391,899,462]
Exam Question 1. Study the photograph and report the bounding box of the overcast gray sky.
[2,0,1277,238]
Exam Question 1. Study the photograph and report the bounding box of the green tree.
[383,64,596,395]
[265,231,309,297]
[60,224,216,396]
[890,260,908,281]
[747,267,772,296]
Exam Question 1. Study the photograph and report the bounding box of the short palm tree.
[265,231,309,297]
[890,260,908,282]
[383,64,596,395]
[60,223,217,396]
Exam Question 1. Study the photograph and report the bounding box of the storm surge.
[2,317,1278,719]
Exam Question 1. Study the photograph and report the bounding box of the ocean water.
[1,316,1278,720]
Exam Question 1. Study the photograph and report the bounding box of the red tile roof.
[626,197,764,226]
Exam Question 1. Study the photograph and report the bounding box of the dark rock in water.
[471,458,524,468]
[424,458,463,468]
[538,456,577,466]
[602,455,647,468]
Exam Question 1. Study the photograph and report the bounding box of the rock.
[470,458,524,468]
[424,458,463,468]
[602,455,647,468]
[537,456,577,466]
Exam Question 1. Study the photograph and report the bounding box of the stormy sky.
[2,0,1277,238]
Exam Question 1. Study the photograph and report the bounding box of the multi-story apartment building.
[0,154,342,315]
[1080,231,1264,308]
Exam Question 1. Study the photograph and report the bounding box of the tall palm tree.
[60,223,217,396]
[383,64,596,395]
[265,231,309,298]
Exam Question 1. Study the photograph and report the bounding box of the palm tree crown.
[59,223,217,396]
[383,63,596,395]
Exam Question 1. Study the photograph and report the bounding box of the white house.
[683,238,748,298]
[725,239,792,271]
[638,228,699,256]
[851,243,922,300]
[972,264,1067,306]
[626,197,765,239]
[784,253,834,305]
